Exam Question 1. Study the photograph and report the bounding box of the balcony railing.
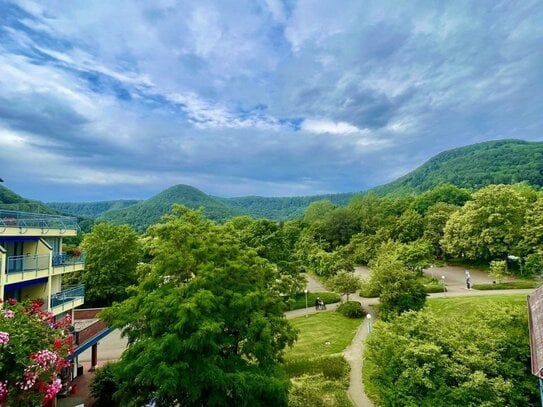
[5,254,50,282]
[51,285,85,308]
[0,210,79,231]
[52,252,85,267]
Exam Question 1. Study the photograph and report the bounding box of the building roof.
[528,285,543,378]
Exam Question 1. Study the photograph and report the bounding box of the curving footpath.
[295,271,537,407]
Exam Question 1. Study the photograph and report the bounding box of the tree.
[101,206,297,406]
[441,185,527,262]
[303,200,335,224]
[411,183,471,214]
[393,209,424,243]
[331,271,361,302]
[489,260,507,283]
[81,223,142,307]
[363,302,538,406]
[368,245,426,320]
[423,202,459,257]
[348,193,394,235]
[0,299,73,407]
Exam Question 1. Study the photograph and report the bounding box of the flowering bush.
[0,298,74,407]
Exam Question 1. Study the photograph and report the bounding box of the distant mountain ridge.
[97,185,243,232]
[371,139,543,196]
[4,139,543,229]
[46,200,141,218]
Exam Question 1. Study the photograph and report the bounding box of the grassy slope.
[426,294,527,315]
[286,312,361,360]
[286,312,359,407]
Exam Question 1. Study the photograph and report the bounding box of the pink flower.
[0,331,9,346]
[0,380,8,402]
[3,310,15,319]
[31,349,58,368]
[16,368,37,390]
[44,378,62,400]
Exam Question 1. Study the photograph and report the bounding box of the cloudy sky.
[1,0,542,202]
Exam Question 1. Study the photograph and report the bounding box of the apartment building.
[0,209,112,387]
[0,209,85,315]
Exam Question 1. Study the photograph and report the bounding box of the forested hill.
[46,200,141,218]
[371,139,543,196]
[0,185,56,214]
[98,184,244,232]
[218,193,356,220]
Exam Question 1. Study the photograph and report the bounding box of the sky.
[1,0,543,202]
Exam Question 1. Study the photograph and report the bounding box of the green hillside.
[46,200,141,218]
[98,184,244,232]
[0,185,57,214]
[218,193,355,220]
[371,139,543,196]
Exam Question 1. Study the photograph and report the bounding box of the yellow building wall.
[22,240,50,256]
[50,275,62,295]
[21,282,48,301]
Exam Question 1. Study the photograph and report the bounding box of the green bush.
[284,355,349,379]
[425,283,447,293]
[90,362,120,407]
[286,292,341,310]
[472,281,539,290]
[359,279,379,298]
[337,301,366,318]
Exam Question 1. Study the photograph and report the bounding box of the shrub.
[284,355,349,380]
[359,279,379,298]
[337,301,366,318]
[425,283,447,293]
[90,362,120,407]
[0,299,73,407]
[472,281,539,290]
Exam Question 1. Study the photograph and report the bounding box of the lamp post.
[367,314,372,333]
[441,275,446,296]
[430,264,434,280]
[304,289,308,317]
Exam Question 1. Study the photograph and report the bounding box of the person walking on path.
[315,297,321,310]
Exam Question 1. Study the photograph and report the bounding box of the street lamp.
[430,264,434,280]
[367,314,372,333]
[441,275,446,296]
[304,289,308,317]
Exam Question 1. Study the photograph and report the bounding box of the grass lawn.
[427,294,527,316]
[285,312,362,360]
[285,312,359,407]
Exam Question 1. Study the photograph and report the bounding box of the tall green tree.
[101,206,297,407]
[303,200,335,224]
[441,185,527,262]
[331,271,361,302]
[368,245,426,320]
[81,223,141,307]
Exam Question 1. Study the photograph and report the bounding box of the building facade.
[0,210,85,316]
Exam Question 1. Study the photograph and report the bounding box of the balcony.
[52,252,85,275]
[50,285,85,315]
[4,254,50,283]
[0,210,79,235]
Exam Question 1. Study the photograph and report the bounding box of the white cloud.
[301,119,361,135]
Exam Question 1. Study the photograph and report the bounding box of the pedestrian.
[320,299,326,310]
[466,272,471,289]
[315,297,320,310]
